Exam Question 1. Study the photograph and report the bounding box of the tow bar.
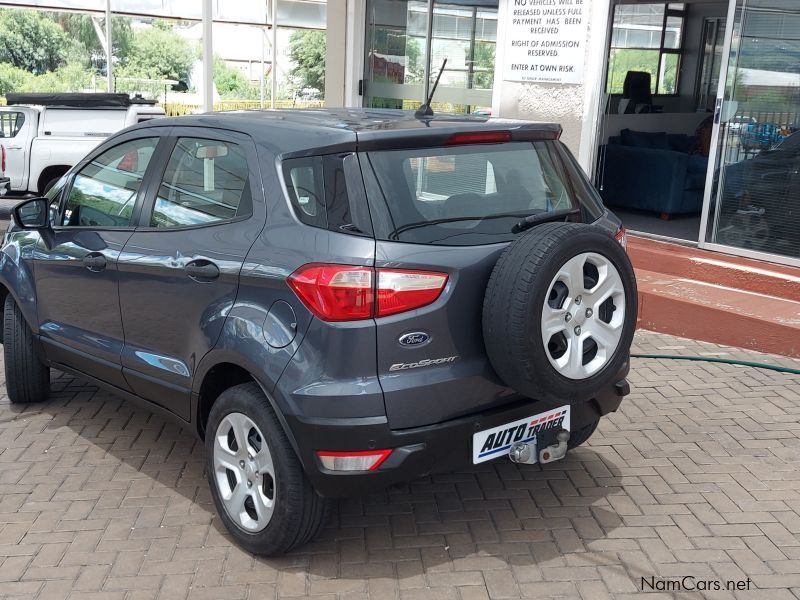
[509,430,570,465]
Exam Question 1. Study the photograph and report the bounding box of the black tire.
[568,419,599,450]
[205,382,328,555]
[483,222,637,403]
[3,294,50,404]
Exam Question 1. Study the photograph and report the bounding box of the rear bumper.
[285,362,629,498]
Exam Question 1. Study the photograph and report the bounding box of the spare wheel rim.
[540,251,626,380]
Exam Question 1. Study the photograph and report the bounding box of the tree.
[0,9,73,73]
[0,63,30,95]
[55,13,133,66]
[289,30,326,96]
[405,38,423,84]
[117,22,196,83]
[213,57,258,99]
[470,41,495,89]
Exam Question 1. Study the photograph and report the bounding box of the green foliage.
[606,48,659,94]
[213,57,259,99]
[19,62,93,93]
[56,13,133,64]
[471,42,495,89]
[0,9,73,73]
[289,30,326,95]
[405,38,423,84]
[0,62,29,95]
[117,22,196,83]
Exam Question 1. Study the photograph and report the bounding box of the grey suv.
[1,109,636,555]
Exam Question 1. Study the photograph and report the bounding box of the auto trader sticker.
[472,405,570,464]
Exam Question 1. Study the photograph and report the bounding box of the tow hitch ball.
[509,430,570,465]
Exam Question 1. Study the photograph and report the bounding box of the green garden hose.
[630,353,800,375]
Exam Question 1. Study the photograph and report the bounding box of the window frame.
[53,132,169,231]
[135,128,258,231]
[606,2,687,97]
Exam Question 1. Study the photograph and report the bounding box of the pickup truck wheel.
[205,382,328,555]
[3,294,50,404]
[483,222,637,403]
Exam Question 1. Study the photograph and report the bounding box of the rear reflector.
[1,145,5,173]
[446,131,512,145]
[317,449,392,471]
[377,269,448,317]
[614,226,628,250]
[287,264,374,321]
[288,264,448,321]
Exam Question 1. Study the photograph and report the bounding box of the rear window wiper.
[390,211,534,239]
[512,208,581,234]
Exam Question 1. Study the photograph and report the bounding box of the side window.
[0,111,25,138]
[282,154,361,233]
[283,157,326,228]
[62,137,158,228]
[150,138,252,228]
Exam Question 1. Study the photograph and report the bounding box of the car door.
[116,129,265,420]
[33,133,165,389]
[0,107,36,190]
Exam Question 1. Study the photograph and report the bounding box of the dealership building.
[1,0,799,352]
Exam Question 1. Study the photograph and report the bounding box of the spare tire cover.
[482,222,637,403]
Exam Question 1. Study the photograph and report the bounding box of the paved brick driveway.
[1,330,799,600]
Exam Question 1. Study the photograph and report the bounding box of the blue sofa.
[599,129,708,217]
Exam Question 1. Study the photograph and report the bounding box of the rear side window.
[0,111,25,138]
[364,141,596,246]
[151,138,252,228]
[282,154,367,234]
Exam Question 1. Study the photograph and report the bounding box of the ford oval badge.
[398,332,430,346]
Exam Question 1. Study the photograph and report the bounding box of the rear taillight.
[287,264,374,322]
[317,449,392,471]
[377,270,448,317]
[287,264,448,322]
[614,226,627,250]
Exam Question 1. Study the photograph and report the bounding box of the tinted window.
[62,137,157,227]
[0,111,25,138]
[365,141,582,245]
[151,138,251,228]
[282,154,360,232]
[283,156,326,228]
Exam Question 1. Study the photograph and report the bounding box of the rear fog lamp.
[316,450,392,471]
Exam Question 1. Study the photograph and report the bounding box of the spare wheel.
[482,222,637,403]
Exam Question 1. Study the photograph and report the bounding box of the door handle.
[83,253,107,272]
[6,145,21,150]
[186,259,220,282]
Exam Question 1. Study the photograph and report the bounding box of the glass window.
[282,155,360,233]
[0,111,25,138]
[62,138,157,228]
[365,141,592,246]
[606,3,685,95]
[283,157,326,228]
[151,138,251,228]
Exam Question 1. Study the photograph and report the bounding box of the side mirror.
[12,197,50,230]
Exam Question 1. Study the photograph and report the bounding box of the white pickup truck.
[0,93,165,195]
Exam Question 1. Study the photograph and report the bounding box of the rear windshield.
[363,141,601,246]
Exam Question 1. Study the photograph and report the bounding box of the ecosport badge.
[389,356,458,371]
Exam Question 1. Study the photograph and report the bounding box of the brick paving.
[1,330,799,599]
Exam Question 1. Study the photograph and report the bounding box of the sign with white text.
[503,0,589,84]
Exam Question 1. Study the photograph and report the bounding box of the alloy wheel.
[540,252,626,379]
[213,412,276,532]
